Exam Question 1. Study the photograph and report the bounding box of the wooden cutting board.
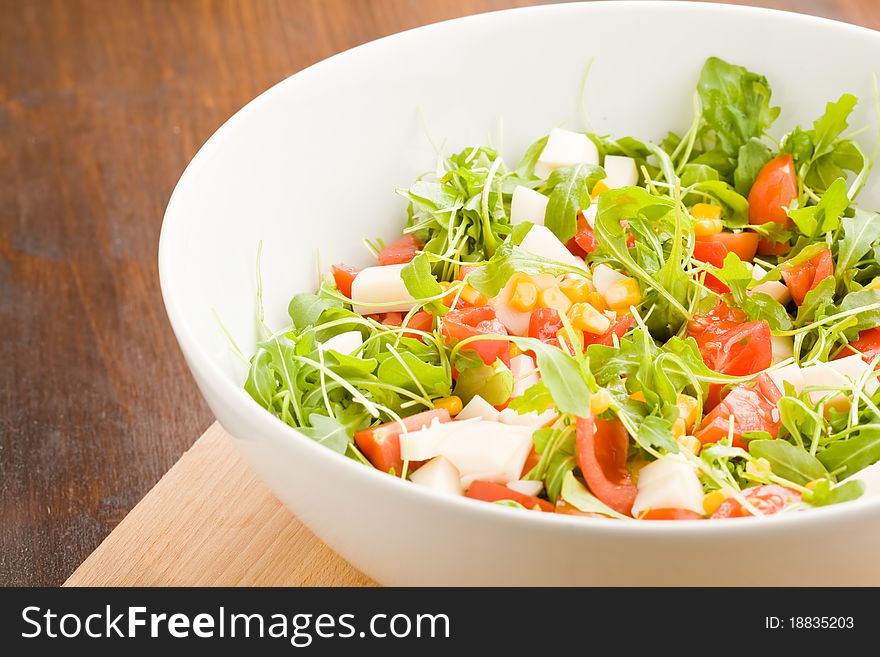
[64,422,376,586]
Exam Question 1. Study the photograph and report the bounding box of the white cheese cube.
[591,264,628,295]
[770,335,794,365]
[752,280,791,305]
[507,479,544,497]
[519,225,587,269]
[535,128,599,179]
[632,456,704,516]
[498,407,557,428]
[456,395,501,422]
[581,203,598,228]
[319,330,363,355]
[510,354,539,399]
[603,155,638,188]
[765,363,805,396]
[410,456,464,496]
[350,263,415,315]
[439,421,534,487]
[510,186,549,226]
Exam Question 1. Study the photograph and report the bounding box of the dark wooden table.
[2,0,878,586]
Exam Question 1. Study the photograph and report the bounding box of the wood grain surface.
[64,422,375,586]
[2,0,879,586]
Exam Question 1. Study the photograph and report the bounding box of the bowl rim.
[159,0,880,537]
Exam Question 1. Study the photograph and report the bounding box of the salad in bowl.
[244,56,880,522]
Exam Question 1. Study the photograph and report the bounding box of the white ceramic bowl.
[160,1,880,585]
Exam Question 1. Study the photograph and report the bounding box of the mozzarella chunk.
[535,128,599,179]
[841,460,880,497]
[752,280,791,305]
[828,355,879,396]
[592,264,628,295]
[766,363,805,396]
[510,354,539,399]
[498,407,557,428]
[770,335,794,365]
[603,155,638,188]
[581,203,598,228]
[319,330,363,355]
[632,456,704,516]
[410,457,464,497]
[750,263,767,280]
[510,186,549,226]
[399,419,534,487]
[350,263,415,315]
[519,225,587,269]
[456,394,500,422]
[491,277,533,336]
[507,479,544,497]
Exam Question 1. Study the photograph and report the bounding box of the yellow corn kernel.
[675,394,700,431]
[509,343,524,359]
[569,302,612,334]
[746,457,772,478]
[433,395,463,416]
[691,203,722,221]
[805,479,824,491]
[672,418,687,439]
[702,490,726,515]
[459,283,487,307]
[678,434,702,455]
[590,388,612,415]
[538,285,572,314]
[438,281,457,306]
[591,178,610,199]
[509,277,538,312]
[556,326,583,356]
[693,218,724,237]
[604,278,641,312]
[559,276,591,304]
[630,391,646,402]
[865,277,880,291]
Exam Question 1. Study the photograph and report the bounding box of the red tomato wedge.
[573,211,598,255]
[692,239,730,293]
[576,415,637,516]
[528,307,564,343]
[331,264,359,297]
[466,480,554,512]
[441,306,510,366]
[378,234,423,265]
[694,376,782,449]
[697,231,760,262]
[688,304,772,377]
[640,508,704,520]
[836,327,880,368]
[354,409,451,474]
[748,154,797,256]
[583,315,633,348]
[711,484,801,519]
[781,248,834,306]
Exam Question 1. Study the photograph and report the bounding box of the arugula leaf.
[542,163,605,242]
[748,439,828,485]
[288,293,343,331]
[376,350,450,397]
[836,209,880,282]
[812,94,858,159]
[468,242,586,298]
[795,276,837,327]
[710,253,792,329]
[696,57,779,173]
[245,349,276,408]
[818,428,880,478]
[809,478,865,506]
[298,414,354,454]
[510,337,592,417]
[787,177,848,238]
[636,415,680,454]
[453,359,513,405]
[560,472,630,520]
[508,380,555,414]
[733,138,773,196]
[836,289,880,331]
[516,135,549,178]
[400,253,445,315]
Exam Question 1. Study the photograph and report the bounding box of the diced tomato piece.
[688,304,772,377]
[692,239,730,293]
[378,234,423,265]
[576,415,637,516]
[781,248,834,306]
[441,306,510,367]
[836,327,880,368]
[640,508,704,520]
[354,409,452,474]
[698,231,759,262]
[711,484,801,519]
[331,264,359,297]
[694,381,781,449]
[748,154,797,256]
[583,315,633,348]
[466,480,554,512]
[573,211,598,255]
[528,307,564,343]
